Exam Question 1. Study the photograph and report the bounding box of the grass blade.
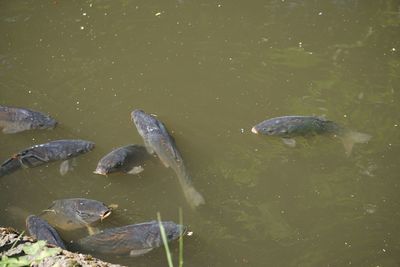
[157,212,174,267]
[178,207,183,267]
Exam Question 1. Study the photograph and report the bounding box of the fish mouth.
[251,127,258,134]
[51,120,58,128]
[93,168,107,176]
[100,209,112,221]
[180,225,188,236]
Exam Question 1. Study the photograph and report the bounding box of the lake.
[1,0,399,266]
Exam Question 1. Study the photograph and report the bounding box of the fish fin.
[145,146,155,155]
[341,131,371,156]
[2,125,24,134]
[282,138,296,147]
[59,160,72,176]
[159,158,171,168]
[129,248,153,257]
[127,165,144,175]
[317,114,328,121]
[87,226,99,236]
[0,157,22,177]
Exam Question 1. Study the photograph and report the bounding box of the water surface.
[1,1,400,266]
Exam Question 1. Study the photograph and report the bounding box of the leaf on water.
[0,241,61,266]
[22,240,45,255]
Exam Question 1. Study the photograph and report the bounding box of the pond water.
[1,0,400,266]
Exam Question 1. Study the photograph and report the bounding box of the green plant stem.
[178,207,183,267]
[157,212,174,267]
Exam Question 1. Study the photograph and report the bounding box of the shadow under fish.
[131,109,205,208]
[251,115,371,155]
[0,139,95,177]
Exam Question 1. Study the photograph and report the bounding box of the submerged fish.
[76,220,186,256]
[94,144,150,176]
[40,198,111,233]
[251,115,371,155]
[131,109,205,208]
[0,139,95,177]
[26,215,66,249]
[0,106,57,134]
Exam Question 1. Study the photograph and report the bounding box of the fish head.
[93,164,109,175]
[93,159,123,175]
[163,222,187,242]
[74,140,95,154]
[251,119,290,136]
[31,114,58,130]
[145,221,187,247]
[131,109,146,126]
[93,149,128,175]
[85,141,96,151]
[72,198,112,224]
[131,109,160,135]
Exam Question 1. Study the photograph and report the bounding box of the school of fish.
[0,104,371,260]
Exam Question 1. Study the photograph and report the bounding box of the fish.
[0,139,95,177]
[93,144,151,176]
[0,106,57,134]
[76,220,186,256]
[40,198,112,234]
[251,115,371,155]
[131,109,205,208]
[26,215,66,249]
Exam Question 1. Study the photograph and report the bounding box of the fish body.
[40,198,111,231]
[0,106,57,134]
[251,115,371,155]
[77,220,186,256]
[131,109,205,208]
[26,215,66,249]
[0,139,94,177]
[94,144,150,175]
[251,116,341,137]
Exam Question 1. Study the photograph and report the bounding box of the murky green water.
[1,0,400,266]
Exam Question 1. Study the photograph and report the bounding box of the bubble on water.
[363,203,377,214]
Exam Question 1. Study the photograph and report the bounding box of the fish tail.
[0,157,23,177]
[183,185,205,208]
[340,130,371,156]
[175,167,205,208]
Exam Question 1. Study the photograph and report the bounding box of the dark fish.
[26,215,66,249]
[76,221,186,256]
[40,198,111,232]
[251,115,371,155]
[0,139,95,177]
[0,106,57,134]
[94,144,150,176]
[131,109,205,208]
